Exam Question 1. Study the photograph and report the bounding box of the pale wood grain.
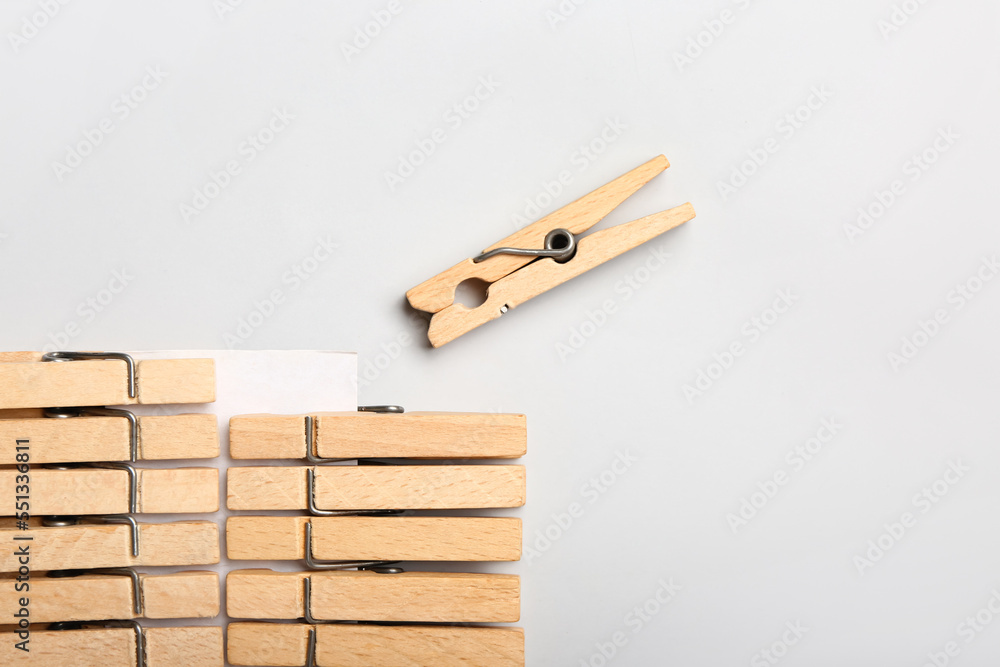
[227,623,309,667]
[141,571,220,618]
[0,467,217,515]
[136,413,219,459]
[136,358,216,404]
[0,626,223,666]
[406,155,669,313]
[0,627,134,665]
[0,359,128,409]
[317,412,527,459]
[428,203,695,346]
[136,467,219,513]
[227,623,524,667]
[227,569,519,622]
[229,414,305,459]
[0,357,215,409]
[0,413,219,464]
[229,412,527,459]
[144,626,224,667]
[0,520,219,571]
[227,465,525,510]
[0,571,219,622]
[0,415,128,463]
[226,516,521,562]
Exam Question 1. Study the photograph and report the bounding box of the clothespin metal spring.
[50,619,146,667]
[42,514,140,557]
[46,567,143,615]
[474,228,577,264]
[43,351,137,399]
[304,405,404,464]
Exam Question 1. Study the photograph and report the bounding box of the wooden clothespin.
[228,623,524,667]
[0,409,218,464]
[0,465,217,515]
[0,570,219,623]
[0,519,220,571]
[0,623,224,666]
[406,155,696,346]
[228,464,525,511]
[0,351,215,409]
[227,516,521,564]
[230,407,526,460]
[228,569,519,623]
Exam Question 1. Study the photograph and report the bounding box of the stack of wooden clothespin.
[225,407,527,666]
[0,351,224,666]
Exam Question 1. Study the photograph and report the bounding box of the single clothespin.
[0,519,220,571]
[406,155,696,346]
[227,623,524,667]
[227,516,521,565]
[0,570,219,623]
[0,351,215,409]
[230,406,526,460]
[0,622,224,666]
[228,464,525,511]
[0,409,218,464]
[0,465,218,515]
[227,569,519,623]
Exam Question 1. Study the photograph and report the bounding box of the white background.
[2,1,1000,665]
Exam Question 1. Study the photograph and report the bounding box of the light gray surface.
[2,1,1000,665]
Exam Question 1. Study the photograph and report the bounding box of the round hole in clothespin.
[453,278,490,309]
